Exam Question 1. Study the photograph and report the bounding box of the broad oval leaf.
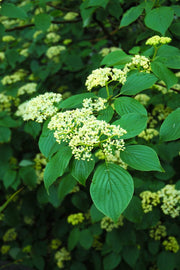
[87,0,109,9]
[44,146,72,191]
[113,113,148,139]
[0,3,28,20]
[114,97,147,116]
[34,13,51,32]
[97,105,114,122]
[144,7,174,35]
[71,158,95,185]
[160,108,180,141]
[121,71,157,95]
[90,163,134,221]
[101,50,131,67]
[58,174,77,202]
[121,145,163,172]
[120,5,144,28]
[151,61,177,90]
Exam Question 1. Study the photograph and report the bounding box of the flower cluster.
[140,185,180,218]
[16,92,62,123]
[92,236,103,251]
[46,45,66,59]
[95,149,128,169]
[19,48,29,57]
[124,55,151,73]
[162,236,179,253]
[64,12,78,20]
[2,35,15,42]
[24,216,34,225]
[146,35,172,46]
[149,222,167,240]
[85,67,127,91]
[48,98,126,160]
[0,245,11,254]
[157,185,180,218]
[140,191,160,213]
[55,247,71,268]
[134,94,150,106]
[34,153,47,184]
[45,32,61,44]
[3,228,17,242]
[67,213,84,225]
[138,128,159,141]
[100,215,124,232]
[17,83,37,96]
[0,52,5,61]
[1,69,26,85]
[99,47,121,57]
[0,93,13,112]
[152,104,172,121]
[22,245,32,253]
[50,239,62,250]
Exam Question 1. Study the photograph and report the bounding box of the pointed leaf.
[34,13,51,31]
[44,147,72,190]
[160,108,180,141]
[121,145,163,172]
[120,5,144,28]
[71,159,95,185]
[114,97,147,116]
[121,72,157,95]
[113,113,148,139]
[151,61,177,89]
[144,7,174,35]
[90,163,134,221]
[1,3,28,20]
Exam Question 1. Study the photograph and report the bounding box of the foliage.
[0,0,180,269]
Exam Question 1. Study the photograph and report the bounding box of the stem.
[105,83,110,98]
[152,46,158,60]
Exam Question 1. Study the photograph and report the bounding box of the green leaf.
[123,196,143,223]
[44,146,72,191]
[151,61,177,89]
[80,2,96,27]
[19,167,37,187]
[97,105,114,122]
[32,255,45,270]
[113,113,148,139]
[170,23,180,37]
[71,159,95,185]
[121,145,163,172]
[157,252,176,270]
[58,174,77,202]
[0,3,28,20]
[24,121,41,139]
[87,0,109,9]
[144,7,174,35]
[6,49,19,68]
[59,93,95,109]
[101,50,131,67]
[123,246,140,267]
[120,4,144,28]
[108,0,122,19]
[4,170,17,189]
[38,121,62,158]
[0,127,11,143]
[121,71,157,95]
[68,228,80,251]
[0,23,5,38]
[114,97,147,116]
[160,108,180,141]
[34,13,51,31]
[103,252,121,270]
[171,5,180,17]
[79,229,93,249]
[157,45,180,69]
[90,163,134,221]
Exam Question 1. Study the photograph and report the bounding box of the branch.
[5,19,81,32]
[47,3,80,14]
[156,82,180,93]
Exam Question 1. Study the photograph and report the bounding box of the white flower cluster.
[45,32,61,44]
[0,93,13,112]
[17,83,37,96]
[0,52,5,61]
[19,48,29,57]
[48,98,126,161]
[95,149,128,169]
[1,69,26,85]
[64,12,78,20]
[99,47,121,57]
[46,45,66,59]
[85,68,127,91]
[124,55,151,73]
[16,92,62,123]
[146,35,172,46]
[157,185,180,218]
